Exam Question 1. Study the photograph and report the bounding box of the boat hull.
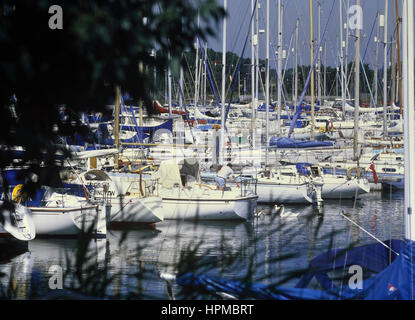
[256,182,313,204]
[108,196,164,224]
[161,196,257,221]
[321,178,371,199]
[29,205,106,237]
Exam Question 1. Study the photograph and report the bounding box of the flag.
[369,162,378,184]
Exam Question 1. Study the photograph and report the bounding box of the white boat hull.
[29,205,106,237]
[161,195,257,221]
[108,196,164,224]
[321,178,371,199]
[256,182,313,204]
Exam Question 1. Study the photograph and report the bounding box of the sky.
[205,0,407,68]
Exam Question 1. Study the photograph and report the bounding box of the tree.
[0,0,224,206]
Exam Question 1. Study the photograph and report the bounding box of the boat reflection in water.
[0,237,108,299]
[0,192,404,299]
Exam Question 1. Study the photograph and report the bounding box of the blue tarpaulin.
[269,137,333,149]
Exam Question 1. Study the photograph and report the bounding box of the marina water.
[0,190,404,299]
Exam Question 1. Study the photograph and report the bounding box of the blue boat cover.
[176,240,415,300]
[296,163,312,176]
[270,137,333,149]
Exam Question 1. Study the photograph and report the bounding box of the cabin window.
[382,168,396,173]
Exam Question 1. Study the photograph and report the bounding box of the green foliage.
[0,0,224,192]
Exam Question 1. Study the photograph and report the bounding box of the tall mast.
[265,0,270,165]
[114,86,120,169]
[353,0,361,162]
[402,0,415,241]
[317,2,321,106]
[372,12,381,109]
[250,0,255,149]
[309,0,315,140]
[383,0,389,138]
[294,19,299,106]
[345,0,350,101]
[219,0,227,165]
[391,34,397,107]
[255,1,259,119]
[194,14,200,111]
[277,0,282,136]
[340,0,346,119]
[395,0,402,114]
[179,64,184,109]
[324,40,327,100]
[168,56,173,118]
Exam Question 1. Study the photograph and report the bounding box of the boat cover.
[269,137,333,149]
[154,161,182,189]
[176,240,415,300]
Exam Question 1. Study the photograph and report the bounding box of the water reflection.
[0,191,405,299]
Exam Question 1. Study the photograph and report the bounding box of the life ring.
[12,184,28,204]
[347,167,361,179]
[128,164,141,173]
[319,127,326,133]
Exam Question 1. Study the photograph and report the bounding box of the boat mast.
[402,0,415,241]
[219,0,227,165]
[250,0,255,149]
[372,12,380,109]
[340,0,346,119]
[345,0,350,102]
[168,56,173,118]
[353,0,361,162]
[342,0,350,99]
[383,0,389,138]
[395,0,402,114]
[194,14,200,110]
[179,64,184,110]
[309,0,315,140]
[139,62,144,128]
[265,0,270,165]
[114,86,120,169]
[324,39,327,101]
[255,2,259,122]
[317,2,321,107]
[294,18,299,106]
[391,33,397,107]
[277,0,282,136]
[203,42,208,106]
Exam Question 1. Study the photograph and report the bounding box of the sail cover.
[154,160,182,189]
[269,137,333,149]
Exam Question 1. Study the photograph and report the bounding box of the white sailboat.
[152,159,257,221]
[29,192,106,237]
[307,165,370,199]
[68,169,164,226]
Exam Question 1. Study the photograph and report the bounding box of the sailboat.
[66,169,164,227]
[152,158,258,221]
